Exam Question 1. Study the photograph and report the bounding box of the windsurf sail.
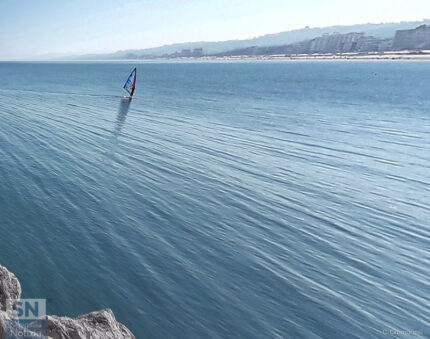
[123,67,137,97]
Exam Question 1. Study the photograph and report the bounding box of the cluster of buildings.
[306,32,392,53]
[162,48,204,58]
[216,25,430,57]
[147,25,430,59]
[213,33,392,57]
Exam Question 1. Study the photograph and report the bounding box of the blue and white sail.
[123,68,137,97]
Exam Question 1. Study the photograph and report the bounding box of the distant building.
[393,25,430,50]
[192,48,203,57]
[305,32,392,54]
[180,49,192,57]
[359,36,383,52]
[309,33,363,53]
[377,39,393,52]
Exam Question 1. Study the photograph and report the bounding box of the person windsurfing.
[123,67,137,98]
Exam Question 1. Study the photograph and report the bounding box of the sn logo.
[12,299,46,320]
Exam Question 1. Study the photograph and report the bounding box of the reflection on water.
[114,98,131,137]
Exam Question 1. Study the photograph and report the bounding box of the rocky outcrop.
[45,309,135,339]
[0,265,21,312]
[0,264,135,339]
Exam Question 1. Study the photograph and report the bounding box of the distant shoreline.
[148,51,430,62]
[77,52,430,62]
[5,52,430,62]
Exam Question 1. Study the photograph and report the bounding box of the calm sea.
[0,61,429,338]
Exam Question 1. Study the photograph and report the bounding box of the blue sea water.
[0,61,429,338]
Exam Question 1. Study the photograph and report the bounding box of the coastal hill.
[75,19,430,60]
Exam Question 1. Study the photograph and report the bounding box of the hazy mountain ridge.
[74,19,430,60]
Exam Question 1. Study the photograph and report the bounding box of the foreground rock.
[0,264,135,339]
[46,309,135,339]
[0,265,21,312]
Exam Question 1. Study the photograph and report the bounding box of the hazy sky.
[0,0,429,60]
